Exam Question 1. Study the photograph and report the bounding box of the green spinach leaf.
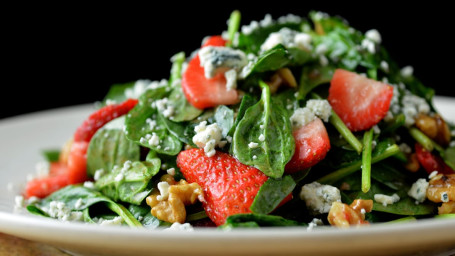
[250,175,296,214]
[214,105,235,137]
[220,213,303,229]
[95,158,160,205]
[87,128,140,178]
[233,81,294,178]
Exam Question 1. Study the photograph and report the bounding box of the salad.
[17,11,455,230]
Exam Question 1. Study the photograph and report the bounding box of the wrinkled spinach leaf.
[220,213,304,229]
[27,185,142,227]
[250,175,296,214]
[233,81,294,178]
[128,204,171,229]
[228,94,257,137]
[214,105,234,137]
[87,128,140,178]
[95,158,160,205]
[103,81,135,105]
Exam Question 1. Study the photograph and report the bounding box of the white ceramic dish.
[1,97,455,256]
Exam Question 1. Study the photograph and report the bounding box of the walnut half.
[146,175,204,224]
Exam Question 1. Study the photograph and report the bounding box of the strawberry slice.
[181,36,240,109]
[177,149,268,226]
[415,143,454,175]
[285,118,330,173]
[24,99,138,198]
[328,69,393,131]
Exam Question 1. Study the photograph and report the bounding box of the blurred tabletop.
[0,233,69,256]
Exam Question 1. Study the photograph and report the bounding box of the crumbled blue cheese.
[95,216,123,226]
[402,94,430,126]
[290,99,332,129]
[258,134,265,142]
[83,181,95,189]
[192,121,223,157]
[156,181,170,201]
[300,182,341,214]
[290,108,315,128]
[155,98,175,118]
[306,218,324,231]
[148,133,160,146]
[198,46,247,79]
[163,222,194,231]
[94,169,105,181]
[260,28,312,52]
[166,168,176,176]
[125,79,168,99]
[224,69,238,91]
[441,192,449,203]
[248,142,259,149]
[374,193,400,206]
[305,99,332,122]
[401,66,414,78]
[365,29,382,44]
[45,201,83,222]
[408,178,429,203]
[399,143,412,154]
[428,171,438,180]
[380,61,389,73]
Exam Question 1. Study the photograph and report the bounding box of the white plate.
[1,97,455,256]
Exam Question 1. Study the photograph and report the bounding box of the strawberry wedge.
[328,69,393,132]
[285,118,331,173]
[177,149,268,226]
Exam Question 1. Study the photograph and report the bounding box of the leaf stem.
[226,10,241,47]
[105,202,143,228]
[361,128,373,193]
[329,111,363,154]
[317,144,400,184]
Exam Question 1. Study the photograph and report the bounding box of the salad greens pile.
[23,10,454,230]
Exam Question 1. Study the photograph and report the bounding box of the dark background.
[3,4,453,119]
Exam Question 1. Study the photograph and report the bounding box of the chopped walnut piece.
[146,176,204,224]
[438,201,455,215]
[266,68,297,94]
[327,199,373,228]
[427,174,455,203]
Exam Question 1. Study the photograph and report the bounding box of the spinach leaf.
[443,146,455,170]
[233,81,294,178]
[349,182,435,216]
[167,85,202,122]
[158,113,195,147]
[103,81,135,104]
[128,204,171,229]
[250,175,296,214]
[125,87,182,155]
[220,213,303,229]
[370,163,407,190]
[237,20,307,54]
[228,94,257,136]
[95,158,160,205]
[169,52,185,87]
[42,149,60,162]
[214,105,234,137]
[86,128,140,178]
[26,185,142,227]
[298,64,334,100]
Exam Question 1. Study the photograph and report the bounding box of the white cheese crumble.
[163,222,194,231]
[125,79,168,99]
[83,181,95,189]
[248,142,259,149]
[290,108,315,128]
[224,69,238,91]
[156,181,170,201]
[45,201,83,222]
[258,134,265,142]
[402,94,430,126]
[380,60,389,73]
[305,99,332,122]
[94,169,105,181]
[300,182,341,214]
[198,46,247,79]
[260,28,312,52]
[307,218,324,231]
[95,216,124,226]
[374,193,400,206]
[167,168,176,176]
[408,178,429,203]
[401,66,414,78]
[365,29,382,44]
[290,99,332,129]
[441,192,449,203]
[192,121,223,157]
[399,143,412,154]
[154,98,175,118]
[428,171,438,180]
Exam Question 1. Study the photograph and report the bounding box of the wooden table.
[0,233,69,256]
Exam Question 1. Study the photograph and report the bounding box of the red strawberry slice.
[285,118,330,173]
[24,99,138,198]
[181,36,240,109]
[415,143,454,175]
[328,69,393,131]
[177,148,268,226]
